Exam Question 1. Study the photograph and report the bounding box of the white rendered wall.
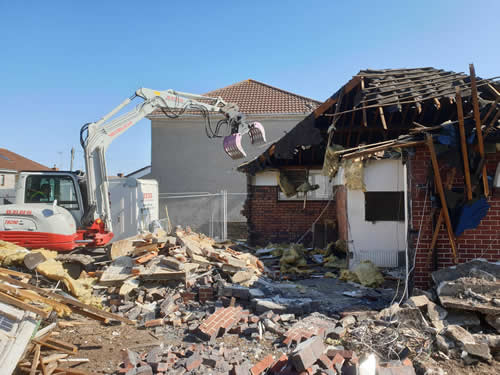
[347,159,405,267]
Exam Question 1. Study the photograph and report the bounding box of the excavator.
[0,88,266,252]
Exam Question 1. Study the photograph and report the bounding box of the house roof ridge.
[204,78,321,104]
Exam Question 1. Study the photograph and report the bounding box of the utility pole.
[70,147,75,171]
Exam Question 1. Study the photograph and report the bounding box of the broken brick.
[144,318,164,328]
[198,306,243,340]
[270,354,288,373]
[317,354,332,369]
[185,354,202,371]
[251,354,274,375]
[181,291,196,303]
[331,353,345,373]
[122,349,140,369]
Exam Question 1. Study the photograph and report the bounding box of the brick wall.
[242,185,337,246]
[409,145,500,289]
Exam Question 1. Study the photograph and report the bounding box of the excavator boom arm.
[80,88,266,233]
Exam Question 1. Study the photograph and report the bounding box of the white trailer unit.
[109,177,159,242]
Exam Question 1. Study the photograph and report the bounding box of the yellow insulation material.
[344,159,366,191]
[36,259,101,307]
[321,144,343,178]
[339,260,384,287]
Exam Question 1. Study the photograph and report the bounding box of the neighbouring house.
[0,148,50,204]
[147,79,320,239]
[238,66,500,288]
[125,165,152,179]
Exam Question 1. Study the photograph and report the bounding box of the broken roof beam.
[359,71,464,91]
[470,64,489,197]
[456,87,473,200]
[322,78,497,119]
[487,83,500,98]
[360,77,368,127]
[360,74,469,102]
[0,274,134,325]
[314,76,360,119]
[426,134,458,263]
[341,140,424,159]
[481,96,500,123]
[428,168,457,269]
[378,107,387,130]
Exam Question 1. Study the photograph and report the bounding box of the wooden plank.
[39,357,48,375]
[456,88,473,200]
[426,134,458,263]
[361,77,368,127]
[0,266,32,279]
[0,283,69,316]
[0,291,50,318]
[487,83,500,98]
[71,307,109,324]
[469,64,489,197]
[378,107,387,130]
[109,235,141,260]
[433,98,441,110]
[0,274,134,325]
[42,353,68,364]
[42,337,78,353]
[480,96,500,123]
[334,139,396,155]
[52,368,97,375]
[34,322,57,339]
[485,111,500,136]
[29,344,41,375]
[32,338,76,356]
[427,169,456,267]
[342,140,425,159]
[346,104,356,147]
[314,76,361,119]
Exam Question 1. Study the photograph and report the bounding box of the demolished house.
[239,65,500,288]
[0,67,499,375]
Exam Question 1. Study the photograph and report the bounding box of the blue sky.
[1,1,499,175]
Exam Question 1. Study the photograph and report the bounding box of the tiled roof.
[0,148,49,172]
[152,79,320,116]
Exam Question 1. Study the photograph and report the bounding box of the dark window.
[24,175,79,210]
[365,191,404,222]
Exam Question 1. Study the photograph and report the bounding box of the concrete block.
[442,325,475,346]
[291,336,325,372]
[406,295,429,309]
[445,310,480,327]
[463,343,492,361]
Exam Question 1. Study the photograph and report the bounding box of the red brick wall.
[410,145,500,289]
[242,185,337,246]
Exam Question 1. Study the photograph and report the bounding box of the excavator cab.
[223,121,267,159]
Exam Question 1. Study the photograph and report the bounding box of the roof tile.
[152,79,320,116]
[0,148,49,171]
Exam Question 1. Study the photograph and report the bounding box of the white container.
[108,177,159,242]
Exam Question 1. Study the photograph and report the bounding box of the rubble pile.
[254,240,352,280]
[0,228,498,374]
[342,259,500,371]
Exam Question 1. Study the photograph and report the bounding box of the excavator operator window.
[25,175,80,210]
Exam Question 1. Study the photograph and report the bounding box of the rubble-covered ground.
[1,230,499,375]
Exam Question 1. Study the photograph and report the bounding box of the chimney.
[117,173,124,178]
